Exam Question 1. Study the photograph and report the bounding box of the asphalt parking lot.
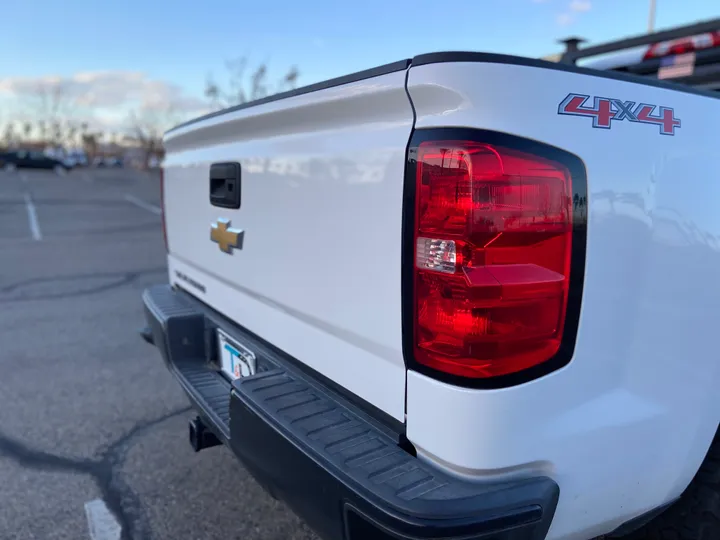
[0,168,318,540]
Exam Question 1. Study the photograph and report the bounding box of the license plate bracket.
[217,330,256,380]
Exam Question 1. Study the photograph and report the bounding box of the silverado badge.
[211,218,244,254]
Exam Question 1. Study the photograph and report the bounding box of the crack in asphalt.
[0,267,168,303]
[0,221,161,244]
[0,268,168,293]
[0,406,192,540]
[45,222,162,237]
[0,199,151,208]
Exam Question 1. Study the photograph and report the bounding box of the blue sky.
[0,0,717,130]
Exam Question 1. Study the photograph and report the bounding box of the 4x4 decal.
[558,93,681,136]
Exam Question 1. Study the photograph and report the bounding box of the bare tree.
[82,133,99,163]
[3,122,16,147]
[225,57,249,105]
[250,63,268,101]
[22,121,32,141]
[24,81,77,147]
[37,120,47,142]
[204,75,223,111]
[51,121,63,146]
[66,123,78,148]
[204,57,300,110]
[277,66,299,94]
[127,106,179,169]
[33,81,76,121]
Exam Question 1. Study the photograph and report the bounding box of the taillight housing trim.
[401,128,588,388]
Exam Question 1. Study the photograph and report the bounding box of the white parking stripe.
[20,173,28,183]
[84,499,121,540]
[23,192,42,241]
[124,194,161,216]
[83,171,93,183]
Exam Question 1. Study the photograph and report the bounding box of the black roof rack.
[560,17,720,65]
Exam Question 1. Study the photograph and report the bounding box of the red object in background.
[643,31,720,60]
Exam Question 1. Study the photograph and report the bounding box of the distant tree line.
[204,57,300,110]
[0,57,300,168]
[0,118,119,158]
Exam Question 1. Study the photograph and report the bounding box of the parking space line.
[124,194,162,216]
[23,192,42,241]
[84,499,121,540]
[20,173,28,183]
[83,171,93,183]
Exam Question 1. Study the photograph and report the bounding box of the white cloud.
[0,71,208,130]
[569,0,591,12]
[556,0,591,26]
[556,12,575,25]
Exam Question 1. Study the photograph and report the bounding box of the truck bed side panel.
[405,59,720,540]
[163,70,414,421]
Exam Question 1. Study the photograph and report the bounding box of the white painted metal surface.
[163,70,414,421]
[406,61,720,540]
[162,56,720,540]
[576,45,648,70]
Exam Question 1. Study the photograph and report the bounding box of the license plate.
[217,330,256,380]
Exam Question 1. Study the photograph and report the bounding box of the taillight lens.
[413,139,574,379]
[160,167,168,252]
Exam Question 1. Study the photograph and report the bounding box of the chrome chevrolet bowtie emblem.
[211,218,244,254]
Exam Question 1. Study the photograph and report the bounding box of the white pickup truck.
[142,52,720,540]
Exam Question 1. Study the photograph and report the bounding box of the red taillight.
[412,139,574,379]
[160,167,168,252]
[643,31,720,60]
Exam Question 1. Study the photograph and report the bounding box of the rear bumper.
[142,284,559,540]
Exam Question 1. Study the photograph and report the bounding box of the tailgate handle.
[209,162,241,209]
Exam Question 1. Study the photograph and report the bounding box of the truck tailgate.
[162,63,414,421]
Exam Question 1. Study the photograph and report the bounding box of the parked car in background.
[92,156,124,168]
[105,157,124,168]
[0,150,72,174]
[64,152,88,168]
